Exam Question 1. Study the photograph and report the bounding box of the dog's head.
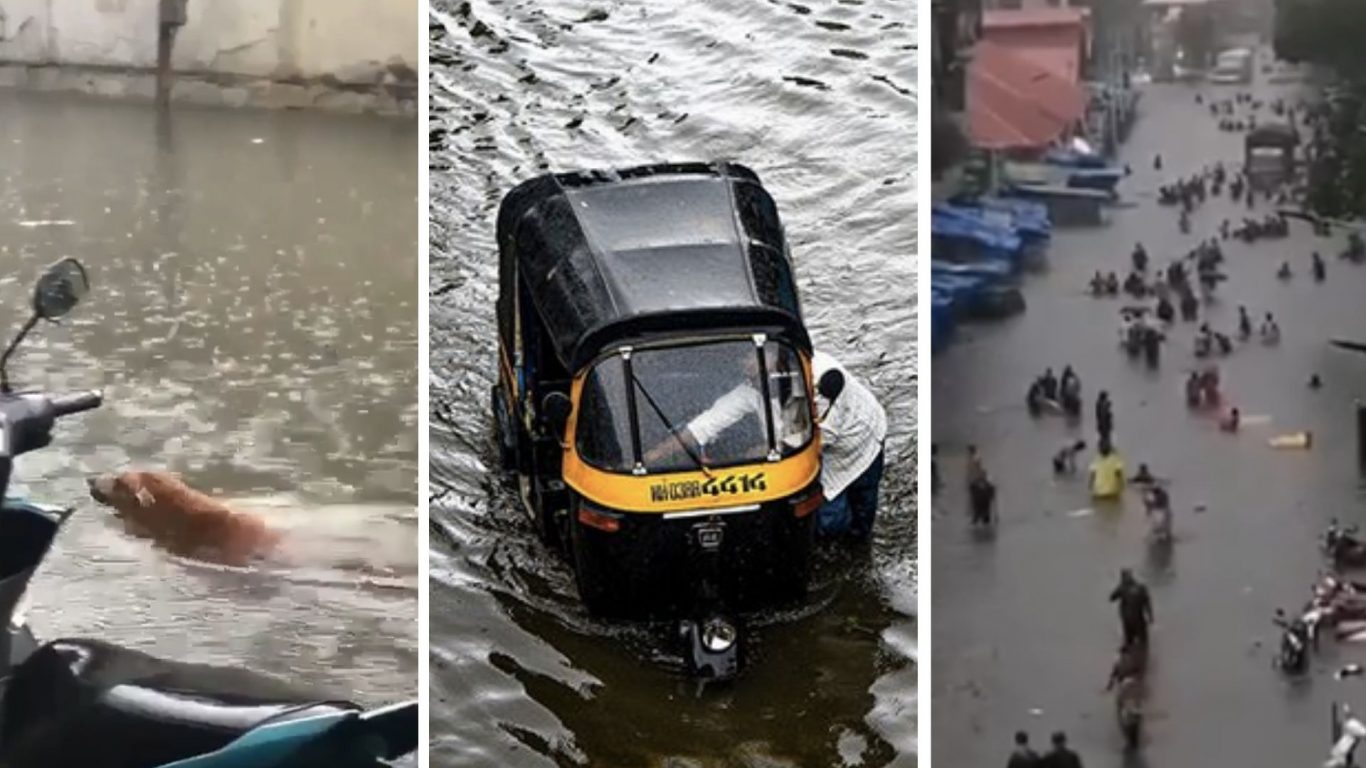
[88,472,155,514]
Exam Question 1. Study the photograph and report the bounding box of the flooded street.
[931,74,1366,765]
[428,0,916,765]
[0,92,419,704]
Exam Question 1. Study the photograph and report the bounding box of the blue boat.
[931,211,1024,271]
[1066,166,1125,193]
[934,201,1050,241]
[931,272,989,314]
[972,197,1051,234]
[931,292,955,353]
[1002,183,1110,227]
[1006,161,1123,196]
[932,259,1014,283]
[934,201,1051,266]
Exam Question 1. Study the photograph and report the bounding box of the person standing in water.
[969,472,996,528]
[1060,366,1082,418]
[1220,407,1240,432]
[1007,731,1041,768]
[1110,569,1154,648]
[812,351,888,542]
[1089,439,1125,499]
[1040,368,1058,401]
[1040,732,1084,768]
[1095,391,1114,444]
[967,445,986,488]
[1261,312,1281,343]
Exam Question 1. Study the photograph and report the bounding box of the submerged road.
[933,72,1366,766]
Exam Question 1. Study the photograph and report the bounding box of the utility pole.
[156,0,188,109]
[1107,27,1120,157]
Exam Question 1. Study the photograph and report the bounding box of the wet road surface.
[0,92,418,705]
[931,73,1366,765]
[428,0,916,765]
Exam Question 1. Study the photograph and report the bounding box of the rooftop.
[982,7,1088,29]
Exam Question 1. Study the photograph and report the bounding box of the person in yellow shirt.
[1089,440,1125,499]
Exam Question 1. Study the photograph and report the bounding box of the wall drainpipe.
[156,0,188,108]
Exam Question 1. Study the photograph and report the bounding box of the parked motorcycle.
[0,259,416,768]
[1326,521,1366,568]
[1329,702,1366,768]
[1274,608,1315,674]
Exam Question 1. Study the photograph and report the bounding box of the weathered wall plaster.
[0,1,416,114]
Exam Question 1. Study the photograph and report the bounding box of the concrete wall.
[0,1,416,113]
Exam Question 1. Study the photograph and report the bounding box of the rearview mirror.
[32,258,89,320]
[541,392,572,440]
[1,258,91,392]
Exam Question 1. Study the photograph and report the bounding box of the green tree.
[1275,0,1366,80]
[1176,8,1214,69]
[1275,0,1366,216]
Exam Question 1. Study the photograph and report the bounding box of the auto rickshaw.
[491,162,833,675]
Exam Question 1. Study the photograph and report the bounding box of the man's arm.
[686,385,760,448]
[643,427,700,465]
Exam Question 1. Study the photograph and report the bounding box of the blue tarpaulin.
[931,211,1024,269]
[934,201,1051,244]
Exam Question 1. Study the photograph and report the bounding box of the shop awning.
[967,39,1087,151]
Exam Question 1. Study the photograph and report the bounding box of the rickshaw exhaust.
[679,613,743,680]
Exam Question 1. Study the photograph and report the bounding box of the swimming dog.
[88,471,281,566]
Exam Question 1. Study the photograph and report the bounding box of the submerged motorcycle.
[1106,641,1146,750]
[0,259,415,768]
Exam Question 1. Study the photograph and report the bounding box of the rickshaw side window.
[576,356,634,472]
[766,341,812,454]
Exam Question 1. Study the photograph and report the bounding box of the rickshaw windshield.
[576,339,813,474]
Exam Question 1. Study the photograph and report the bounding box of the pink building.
[981,7,1091,83]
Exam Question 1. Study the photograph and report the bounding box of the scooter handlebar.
[49,390,102,417]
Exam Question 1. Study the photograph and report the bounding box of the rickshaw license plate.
[694,522,725,551]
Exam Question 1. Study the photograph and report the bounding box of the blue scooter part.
[159,700,417,768]
[357,700,420,759]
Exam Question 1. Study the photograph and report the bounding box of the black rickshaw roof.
[497,161,809,371]
[1245,122,1299,148]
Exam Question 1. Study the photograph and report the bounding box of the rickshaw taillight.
[578,505,621,533]
[791,492,823,519]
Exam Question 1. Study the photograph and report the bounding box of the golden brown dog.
[88,471,281,566]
